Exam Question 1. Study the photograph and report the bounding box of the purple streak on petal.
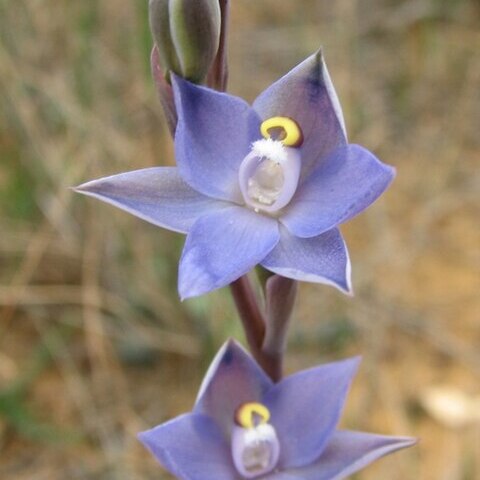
[74,167,229,234]
[261,228,352,295]
[281,144,395,238]
[138,412,238,480]
[178,205,279,299]
[262,357,360,469]
[172,75,261,202]
[253,51,347,180]
[195,340,274,436]
[266,431,416,480]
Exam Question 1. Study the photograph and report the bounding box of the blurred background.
[0,0,479,478]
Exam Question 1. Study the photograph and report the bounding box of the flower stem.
[230,275,282,381]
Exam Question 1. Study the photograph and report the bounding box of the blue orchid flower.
[139,340,415,479]
[75,51,395,299]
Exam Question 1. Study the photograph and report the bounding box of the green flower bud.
[149,0,221,83]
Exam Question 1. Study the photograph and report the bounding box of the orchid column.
[74,2,415,478]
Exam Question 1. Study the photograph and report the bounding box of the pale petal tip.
[401,436,418,447]
[342,355,362,377]
[178,273,228,299]
[136,430,148,444]
[314,47,324,62]
[178,275,209,301]
[382,435,419,455]
[71,178,102,196]
[70,183,87,194]
[136,427,157,452]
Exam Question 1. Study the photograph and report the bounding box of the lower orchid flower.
[75,51,395,300]
[139,340,415,479]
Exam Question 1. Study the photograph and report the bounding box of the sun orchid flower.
[139,340,415,479]
[75,51,395,299]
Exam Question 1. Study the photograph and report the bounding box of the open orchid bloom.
[75,51,395,299]
[139,340,415,479]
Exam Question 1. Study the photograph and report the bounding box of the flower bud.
[149,0,221,83]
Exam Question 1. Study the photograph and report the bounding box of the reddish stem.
[207,0,229,91]
[230,276,282,381]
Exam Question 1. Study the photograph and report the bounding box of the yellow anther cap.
[235,402,271,429]
[260,117,303,147]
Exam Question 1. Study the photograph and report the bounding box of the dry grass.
[0,0,479,478]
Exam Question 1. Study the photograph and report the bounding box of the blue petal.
[195,340,273,435]
[138,413,237,480]
[266,431,416,480]
[281,144,395,238]
[74,167,228,234]
[253,51,347,180]
[261,228,352,294]
[178,205,279,299]
[262,357,360,469]
[173,75,262,202]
